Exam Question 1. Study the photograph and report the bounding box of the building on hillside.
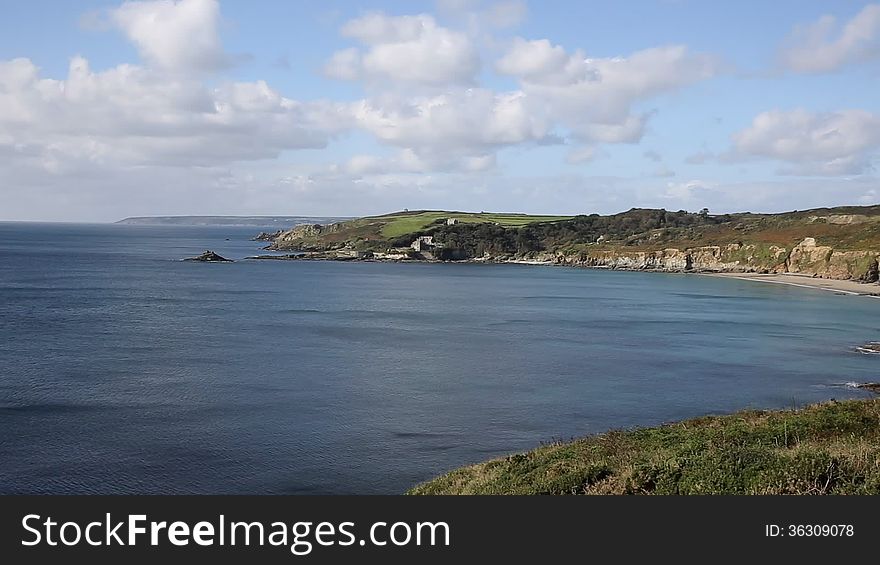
[446,218,459,225]
[411,236,435,252]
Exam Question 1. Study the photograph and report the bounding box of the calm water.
[1,222,878,494]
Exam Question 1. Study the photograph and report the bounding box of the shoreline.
[250,253,880,297]
[700,272,880,296]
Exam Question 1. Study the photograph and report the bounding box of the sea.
[1,222,878,494]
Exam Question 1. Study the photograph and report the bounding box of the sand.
[704,272,880,296]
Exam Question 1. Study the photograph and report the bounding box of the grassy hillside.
[269,210,573,250]
[270,205,880,254]
[409,398,880,495]
[373,211,573,238]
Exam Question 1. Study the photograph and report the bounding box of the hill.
[263,205,880,282]
[408,398,880,495]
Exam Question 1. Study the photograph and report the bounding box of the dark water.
[1,222,879,494]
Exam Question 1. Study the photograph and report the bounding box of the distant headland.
[116,215,351,227]
[248,205,880,295]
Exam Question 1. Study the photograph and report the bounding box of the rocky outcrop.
[271,222,348,249]
[514,238,877,282]
[253,230,282,241]
[786,238,879,282]
[184,250,232,262]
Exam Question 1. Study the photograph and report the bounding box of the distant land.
[116,215,351,227]
[256,205,880,289]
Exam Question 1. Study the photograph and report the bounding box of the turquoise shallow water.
[1,222,878,494]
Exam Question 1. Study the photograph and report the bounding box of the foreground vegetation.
[409,398,880,495]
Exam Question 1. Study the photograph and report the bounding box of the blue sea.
[1,222,878,494]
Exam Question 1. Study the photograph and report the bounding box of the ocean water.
[1,222,879,494]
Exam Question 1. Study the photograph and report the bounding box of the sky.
[1,0,879,222]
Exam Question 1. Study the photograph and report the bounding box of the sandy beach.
[705,272,880,296]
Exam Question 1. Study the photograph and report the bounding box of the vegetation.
[271,205,880,258]
[373,210,573,238]
[408,398,880,495]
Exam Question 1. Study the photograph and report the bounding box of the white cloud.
[497,40,717,144]
[338,148,496,175]
[664,179,712,201]
[0,56,346,171]
[779,4,880,73]
[349,89,549,171]
[495,38,571,82]
[325,13,479,86]
[110,0,230,72]
[731,109,880,175]
[321,15,718,175]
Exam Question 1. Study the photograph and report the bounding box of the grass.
[408,398,880,495]
[372,211,573,238]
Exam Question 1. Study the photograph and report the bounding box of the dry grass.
[409,398,880,495]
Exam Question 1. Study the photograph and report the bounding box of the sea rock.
[855,342,880,355]
[184,250,233,262]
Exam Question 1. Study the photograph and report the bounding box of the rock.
[270,222,346,250]
[253,230,282,241]
[855,342,880,355]
[184,250,232,262]
[857,383,880,393]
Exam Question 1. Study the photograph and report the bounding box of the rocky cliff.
[525,238,879,282]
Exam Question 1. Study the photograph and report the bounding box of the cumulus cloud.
[110,0,230,72]
[324,13,479,86]
[0,56,349,174]
[496,39,717,144]
[347,89,551,172]
[731,109,880,175]
[0,0,761,221]
[779,4,880,73]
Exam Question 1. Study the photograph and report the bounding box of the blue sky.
[1,0,879,221]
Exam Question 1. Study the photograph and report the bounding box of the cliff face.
[270,223,348,249]
[528,238,879,282]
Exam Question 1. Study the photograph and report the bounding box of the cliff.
[524,238,879,282]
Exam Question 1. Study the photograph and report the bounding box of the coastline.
[701,272,880,296]
[251,253,880,297]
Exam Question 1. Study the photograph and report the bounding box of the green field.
[409,398,880,495]
[371,211,573,238]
